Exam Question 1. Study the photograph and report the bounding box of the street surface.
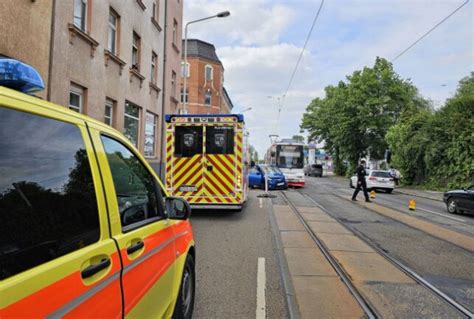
[190,176,474,318]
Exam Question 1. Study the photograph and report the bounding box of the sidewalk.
[394,187,443,202]
[325,173,444,202]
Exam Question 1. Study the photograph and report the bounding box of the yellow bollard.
[409,199,416,210]
[370,190,376,199]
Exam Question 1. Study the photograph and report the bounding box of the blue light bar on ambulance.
[0,58,45,93]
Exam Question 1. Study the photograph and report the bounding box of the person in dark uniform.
[352,160,371,202]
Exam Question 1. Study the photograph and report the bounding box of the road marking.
[417,207,466,222]
[256,257,266,319]
[259,198,263,208]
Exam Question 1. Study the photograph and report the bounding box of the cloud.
[184,0,295,46]
[184,0,473,156]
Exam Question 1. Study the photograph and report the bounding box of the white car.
[350,170,395,193]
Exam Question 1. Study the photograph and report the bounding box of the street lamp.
[182,11,231,114]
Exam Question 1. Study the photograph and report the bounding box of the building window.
[152,1,159,22]
[181,62,190,77]
[151,51,157,84]
[73,0,88,31]
[108,8,119,54]
[69,84,84,113]
[205,89,212,106]
[132,32,141,71]
[124,101,140,147]
[205,65,213,81]
[180,88,188,103]
[172,19,178,45]
[104,98,114,126]
[144,112,157,157]
[171,71,177,98]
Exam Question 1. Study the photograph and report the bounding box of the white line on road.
[256,257,266,319]
[259,198,263,208]
[416,207,466,222]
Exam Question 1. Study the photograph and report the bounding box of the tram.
[265,140,305,187]
[165,114,249,210]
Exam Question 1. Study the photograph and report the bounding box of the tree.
[301,57,428,175]
[386,72,474,188]
[249,145,259,162]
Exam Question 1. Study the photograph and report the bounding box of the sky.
[183,0,474,157]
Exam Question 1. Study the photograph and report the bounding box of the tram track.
[292,189,474,318]
[279,191,378,319]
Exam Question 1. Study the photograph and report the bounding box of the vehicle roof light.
[0,58,45,94]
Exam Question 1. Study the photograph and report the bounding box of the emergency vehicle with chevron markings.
[165,114,249,210]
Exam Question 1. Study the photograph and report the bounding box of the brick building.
[0,0,183,175]
[179,39,233,114]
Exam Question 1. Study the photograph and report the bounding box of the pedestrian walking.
[352,160,371,202]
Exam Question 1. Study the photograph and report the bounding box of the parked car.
[304,164,323,177]
[249,164,287,190]
[350,170,395,193]
[443,185,474,215]
[0,59,195,318]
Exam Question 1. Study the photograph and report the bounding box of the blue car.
[249,164,287,190]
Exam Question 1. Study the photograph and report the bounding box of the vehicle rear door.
[94,133,176,318]
[204,125,237,200]
[0,105,122,318]
[171,125,205,201]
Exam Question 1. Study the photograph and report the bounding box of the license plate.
[277,182,285,186]
[179,185,198,192]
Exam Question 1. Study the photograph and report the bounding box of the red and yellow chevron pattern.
[165,122,245,206]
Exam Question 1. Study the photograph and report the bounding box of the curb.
[267,196,301,319]
[394,189,443,202]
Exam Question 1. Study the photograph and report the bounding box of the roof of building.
[183,39,221,64]
[222,87,234,110]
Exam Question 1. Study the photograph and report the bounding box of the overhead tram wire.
[391,0,470,62]
[275,0,325,133]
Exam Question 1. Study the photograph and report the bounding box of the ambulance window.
[101,136,164,230]
[174,126,203,157]
[206,126,234,154]
[0,107,100,280]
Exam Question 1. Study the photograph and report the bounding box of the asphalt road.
[189,191,287,319]
[302,176,474,314]
[186,176,473,318]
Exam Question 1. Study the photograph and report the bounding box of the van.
[0,59,196,318]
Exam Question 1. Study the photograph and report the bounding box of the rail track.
[281,189,473,318]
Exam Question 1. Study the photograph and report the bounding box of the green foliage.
[386,72,474,189]
[301,57,426,175]
[249,144,259,162]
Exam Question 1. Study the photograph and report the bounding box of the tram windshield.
[276,145,304,169]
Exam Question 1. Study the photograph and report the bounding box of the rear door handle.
[207,165,213,172]
[81,258,111,279]
[127,241,144,255]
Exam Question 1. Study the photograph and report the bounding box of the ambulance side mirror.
[166,197,191,220]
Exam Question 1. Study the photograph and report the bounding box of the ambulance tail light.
[0,59,45,94]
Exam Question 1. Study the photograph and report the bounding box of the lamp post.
[182,11,230,114]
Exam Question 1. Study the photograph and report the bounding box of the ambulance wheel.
[386,189,393,194]
[173,254,195,319]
